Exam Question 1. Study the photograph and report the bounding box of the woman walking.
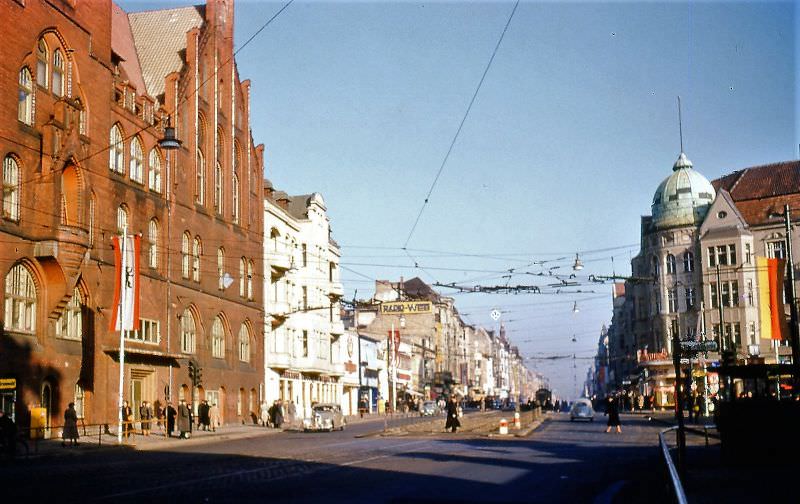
[140,401,152,436]
[445,397,460,433]
[605,395,622,434]
[62,402,79,447]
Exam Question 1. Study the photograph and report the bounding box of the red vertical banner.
[768,258,788,340]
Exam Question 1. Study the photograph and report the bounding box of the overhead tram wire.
[402,0,520,250]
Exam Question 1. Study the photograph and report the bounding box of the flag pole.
[117,227,127,444]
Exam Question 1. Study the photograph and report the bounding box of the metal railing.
[659,426,689,504]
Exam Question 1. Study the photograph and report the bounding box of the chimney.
[277,196,290,210]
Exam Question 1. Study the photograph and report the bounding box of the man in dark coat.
[166,402,176,437]
[445,397,460,433]
[605,395,622,433]
[0,410,17,457]
[198,400,210,431]
[177,399,191,439]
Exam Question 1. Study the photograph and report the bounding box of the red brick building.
[0,0,265,432]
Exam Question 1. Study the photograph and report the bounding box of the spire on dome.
[673,152,693,171]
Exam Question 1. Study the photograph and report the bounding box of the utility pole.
[780,205,800,390]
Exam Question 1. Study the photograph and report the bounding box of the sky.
[121,0,797,399]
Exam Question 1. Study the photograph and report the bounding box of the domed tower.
[651,152,716,230]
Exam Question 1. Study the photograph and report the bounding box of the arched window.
[216,127,224,162]
[239,257,246,298]
[180,308,196,353]
[148,149,162,193]
[148,219,159,269]
[196,149,205,205]
[56,288,83,340]
[232,172,240,224]
[109,124,124,173]
[192,236,202,282]
[683,251,694,272]
[3,156,20,221]
[238,324,250,362]
[211,315,225,358]
[18,68,33,125]
[36,39,48,88]
[4,264,36,333]
[217,247,225,290]
[214,162,223,214]
[116,204,128,233]
[666,254,676,274]
[52,49,64,97]
[247,260,254,300]
[130,137,144,183]
[181,232,191,279]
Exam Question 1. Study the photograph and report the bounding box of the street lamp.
[768,204,800,390]
[573,253,584,271]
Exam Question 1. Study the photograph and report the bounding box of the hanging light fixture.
[572,253,584,271]
[572,301,579,314]
[158,115,182,150]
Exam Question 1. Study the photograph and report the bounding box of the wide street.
[2,413,669,503]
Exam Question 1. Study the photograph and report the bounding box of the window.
[217,248,225,290]
[683,252,694,272]
[232,172,240,224]
[56,288,82,340]
[116,204,128,233]
[729,244,736,265]
[214,162,223,213]
[302,330,309,357]
[109,125,124,173]
[127,319,160,344]
[302,286,308,310]
[707,246,716,268]
[148,219,158,269]
[18,68,33,125]
[670,318,679,341]
[211,316,225,358]
[180,309,196,353]
[747,279,754,306]
[749,322,757,346]
[768,240,787,260]
[710,282,719,309]
[52,49,64,97]
[302,244,307,267]
[716,245,728,266]
[192,237,202,282]
[4,264,36,333]
[247,260,254,300]
[239,257,246,298]
[651,256,659,276]
[239,325,250,362]
[130,138,144,183]
[36,39,48,88]
[148,149,161,192]
[715,280,739,308]
[88,195,95,247]
[3,156,20,221]
[666,254,676,274]
[721,282,730,307]
[74,384,85,419]
[78,104,87,136]
[685,287,695,309]
[732,323,742,348]
[181,232,191,279]
[745,243,752,265]
[196,149,205,205]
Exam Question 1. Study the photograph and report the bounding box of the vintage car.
[569,398,595,422]
[420,400,440,416]
[303,403,346,432]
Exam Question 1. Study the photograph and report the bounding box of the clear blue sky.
[122,0,797,398]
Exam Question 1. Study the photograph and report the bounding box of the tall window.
[214,162,223,214]
[3,156,20,221]
[247,260,254,300]
[74,384,85,418]
[192,236,202,282]
[148,219,158,269]
[130,137,144,183]
[196,149,205,205]
[4,264,36,333]
[181,232,191,279]
[651,256,659,276]
[683,251,694,272]
[239,324,250,362]
[36,39,48,88]
[148,149,162,193]
[109,125,124,173]
[666,254,676,274]
[217,247,225,290]
[768,240,787,259]
[88,195,95,246]
[685,287,696,309]
[52,49,64,97]
[745,243,752,264]
[180,308,196,353]
[55,288,82,340]
[18,68,33,125]
[667,289,678,313]
[211,316,225,358]
[302,330,309,357]
[710,282,719,309]
[231,172,240,224]
[239,257,246,298]
[116,204,128,233]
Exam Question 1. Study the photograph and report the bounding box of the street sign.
[0,378,16,390]
[680,358,691,365]
[490,309,501,321]
[679,340,719,354]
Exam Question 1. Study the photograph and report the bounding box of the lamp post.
[769,204,800,391]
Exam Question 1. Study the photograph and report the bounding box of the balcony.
[330,320,345,335]
[328,282,344,298]
[266,351,292,369]
[293,356,344,376]
[267,244,293,273]
[268,300,291,319]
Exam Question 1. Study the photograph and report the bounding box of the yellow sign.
[380,301,433,315]
[0,378,16,390]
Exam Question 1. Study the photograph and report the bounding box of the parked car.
[303,403,346,432]
[420,400,440,416]
[569,398,594,422]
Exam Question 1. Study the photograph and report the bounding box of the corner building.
[0,0,264,431]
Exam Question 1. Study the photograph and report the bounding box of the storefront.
[0,377,16,421]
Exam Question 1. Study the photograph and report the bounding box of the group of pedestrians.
[263,399,296,429]
[196,400,221,432]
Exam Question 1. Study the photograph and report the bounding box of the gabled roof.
[128,5,205,99]
[111,2,147,95]
[402,277,440,302]
[712,161,800,227]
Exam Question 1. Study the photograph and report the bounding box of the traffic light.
[188,359,202,387]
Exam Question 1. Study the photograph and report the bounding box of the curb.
[135,428,280,451]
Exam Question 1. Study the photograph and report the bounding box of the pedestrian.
[140,401,152,436]
[0,410,17,458]
[260,401,269,427]
[637,395,644,412]
[605,395,622,434]
[287,400,296,428]
[121,400,134,440]
[166,402,176,437]
[62,402,79,447]
[209,402,220,432]
[445,397,460,433]
[199,400,210,431]
[177,399,191,439]
[274,400,284,429]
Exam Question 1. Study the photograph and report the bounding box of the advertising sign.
[380,301,433,315]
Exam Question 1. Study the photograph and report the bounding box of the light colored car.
[569,398,594,422]
[420,400,439,416]
[303,403,346,432]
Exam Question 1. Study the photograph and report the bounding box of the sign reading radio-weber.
[379,301,433,315]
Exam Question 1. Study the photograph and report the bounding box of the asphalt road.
[2,413,669,503]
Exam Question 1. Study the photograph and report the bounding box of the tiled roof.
[402,277,439,302]
[287,194,313,220]
[128,5,205,99]
[732,194,800,227]
[712,161,800,226]
[111,3,147,95]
